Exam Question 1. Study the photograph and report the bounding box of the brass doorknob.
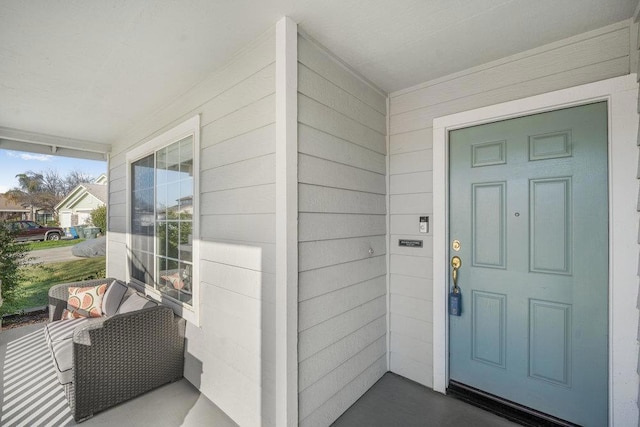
[451,256,462,293]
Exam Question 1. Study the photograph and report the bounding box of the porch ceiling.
[0,0,636,151]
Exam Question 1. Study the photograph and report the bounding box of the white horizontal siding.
[387,20,633,388]
[299,236,386,272]
[299,184,385,214]
[107,29,276,427]
[299,356,387,427]
[297,36,386,114]
[200,213,275,244]
[200,184,274,215]
[299,296,386,362]
[392,26,629,115]
[299,94,385,155]
[200,124,276,170]
[297,33,387,427]
[299,256,386,301]
[298,154,385,195]
[299,316,387,391]
[299,276,386,331]
[299,213,385,242]
[299,124,385,174]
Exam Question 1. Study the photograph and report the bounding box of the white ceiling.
[0,0,636,147]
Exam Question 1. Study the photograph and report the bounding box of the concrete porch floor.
[0,323,237,427]
[332,372,518,427]
[1,323,518,427]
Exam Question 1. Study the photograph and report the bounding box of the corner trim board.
[275,16,299,427]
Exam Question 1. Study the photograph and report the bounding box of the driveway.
[27,246,81,265]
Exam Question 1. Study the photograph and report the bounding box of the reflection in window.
[130,136,194,306]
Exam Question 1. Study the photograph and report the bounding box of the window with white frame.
[128,117,199,314]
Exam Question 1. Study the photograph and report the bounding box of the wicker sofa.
[45,278,185,422]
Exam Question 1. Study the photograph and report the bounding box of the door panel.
[448,102,608,427]
[471,290,506,368]
[530,177,571,274]
[472,182,506,268]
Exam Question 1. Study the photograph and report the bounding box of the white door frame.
[432,74,639,425]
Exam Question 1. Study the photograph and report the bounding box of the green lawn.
[1,256,106,316]
[26,238,86,251]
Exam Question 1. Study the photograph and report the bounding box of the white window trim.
[125,115,201,326]
[432,75,639,425]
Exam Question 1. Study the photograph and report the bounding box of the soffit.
[0,0,635,147]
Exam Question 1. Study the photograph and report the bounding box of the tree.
[0,226,32,303]
[89,205,107,232]
[6,169,96,220]
[42,169,66,197]
[63,170,94,194]
[6,171,60,215]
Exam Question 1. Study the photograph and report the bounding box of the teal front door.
[448,102,609,426]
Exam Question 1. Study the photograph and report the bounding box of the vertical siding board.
[297,34,387,426]
[388,21,634,389]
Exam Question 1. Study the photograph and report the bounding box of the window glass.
[130,135,194,306]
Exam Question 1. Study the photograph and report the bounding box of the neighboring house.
[55,174,107,228]
[2,4,640,427]
[0,194,52,223]
[0,193,29,221]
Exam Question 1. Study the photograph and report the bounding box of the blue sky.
[0,149,107,193]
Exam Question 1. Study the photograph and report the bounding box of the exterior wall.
[106,29,276,427]
[68,192,104,227]
[296,34,388,427]
[388,20,634,387]
[71,193,104,212]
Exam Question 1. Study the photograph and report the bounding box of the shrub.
[0,225,32,303]
[89,205,107,233]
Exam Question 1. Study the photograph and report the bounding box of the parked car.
[5,220,64,241]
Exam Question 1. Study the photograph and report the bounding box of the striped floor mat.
[0,325,74,426]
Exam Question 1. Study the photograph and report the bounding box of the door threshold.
[447,381,579,427]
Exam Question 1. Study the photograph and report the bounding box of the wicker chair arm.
[48,278,115,321]
[71,306,185,420]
